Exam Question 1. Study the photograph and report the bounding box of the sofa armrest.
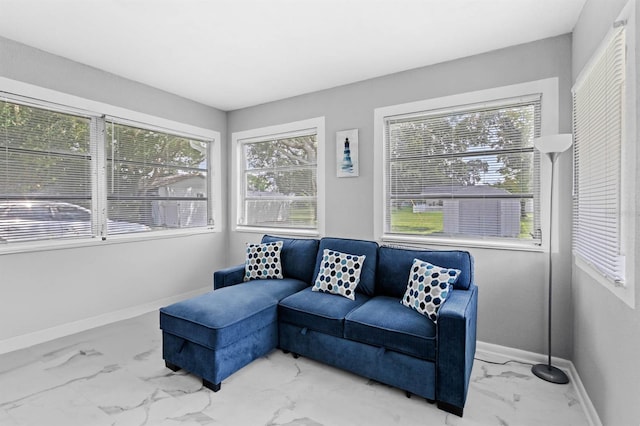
[436,284,478,416]
[213,264,245,290]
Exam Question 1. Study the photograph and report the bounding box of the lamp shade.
[533,134,573,154]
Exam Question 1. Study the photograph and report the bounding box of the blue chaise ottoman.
[159,283,281,391]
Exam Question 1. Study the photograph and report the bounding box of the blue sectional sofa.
[160,235,478,417]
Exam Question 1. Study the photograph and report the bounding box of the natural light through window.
[233,117,325,236]
[374,79,558,250]
[0,93,218,247]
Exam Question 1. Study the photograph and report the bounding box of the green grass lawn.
[391,206,534,239]
[519,213,533,239]
[284,203,534,239]
[391,207,443,235]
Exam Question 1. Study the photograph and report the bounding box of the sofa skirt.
[278,322,436,401]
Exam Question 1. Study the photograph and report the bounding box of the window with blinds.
[0,98,93,243]
[384,96,541,243]
[572,27,626,284]
[239,130,318,230]
[0,94,215,245]
[106,121,211,233]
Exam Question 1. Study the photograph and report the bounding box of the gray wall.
[572,0,640,424]
[227,35,575,358]
[0,36,229,343]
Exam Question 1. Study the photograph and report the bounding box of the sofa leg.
[437,401,463,417]
[292,353,300,359]
[203,379,221,392]
[165,361,181,372]
[405,391,411,398]
[282,349,290,354]
[425,398,435,404]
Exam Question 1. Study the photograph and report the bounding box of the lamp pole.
[531,149,569,384]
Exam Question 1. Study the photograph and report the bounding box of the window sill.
[574,255,635,309]
[234,225,320,238]
[0,227,218,255]
[380,234,544,252]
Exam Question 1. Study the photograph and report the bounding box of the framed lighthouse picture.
[336,129,359,178]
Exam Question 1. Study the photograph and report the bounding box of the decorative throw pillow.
[312,249,366,300]
[244,241,284,281]
[401,258,461,323]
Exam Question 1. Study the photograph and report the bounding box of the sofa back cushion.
[261,235,320,284]
[376,246,474,298]
[313,237,379,296]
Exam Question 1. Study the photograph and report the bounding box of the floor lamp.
[531,133,572,385]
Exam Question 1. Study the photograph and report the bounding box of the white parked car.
[0,201,149,243]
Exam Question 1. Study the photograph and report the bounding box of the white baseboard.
[0,286,210,355]
[476,341,602,426]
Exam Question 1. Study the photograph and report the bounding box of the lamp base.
[532,363,569,384]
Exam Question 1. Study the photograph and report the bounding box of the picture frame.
[336,129,359,178]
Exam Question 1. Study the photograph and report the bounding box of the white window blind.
[0,92,216,245]
[384,96,541,243]
[239,130,317,229]
[572,27,626,284]
[106,120,211,233]
[0,98,93,243]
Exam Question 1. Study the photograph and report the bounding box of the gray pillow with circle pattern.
[312,249,366,300]
[401,258,460,323]
[244,241,284,281]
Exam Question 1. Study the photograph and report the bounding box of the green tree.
[243,135,317,226]
[244,135,317,197]
[106,122,208,223]
[1,101,209,225]
[0,101,91,199]
[107,123,206,195]
[389,105,535,196]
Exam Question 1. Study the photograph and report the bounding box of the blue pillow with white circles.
[401,258,461,323]
[244,241,284,281]
[312,249,366,300]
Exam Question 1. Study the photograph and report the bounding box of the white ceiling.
[0,0,585,111]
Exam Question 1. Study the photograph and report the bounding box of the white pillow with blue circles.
[244,241,284,281]
[401,258,461,323]
[313,249,366,300]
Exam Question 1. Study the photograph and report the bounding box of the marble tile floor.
[0,312,590,426]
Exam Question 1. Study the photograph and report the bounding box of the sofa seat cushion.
[344,296,437,361]
[160,285,279,350]
[278,287,370,338]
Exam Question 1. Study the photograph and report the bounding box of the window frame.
[374,78,560,251]
[572,0,636,308]
[0,77,222,254]
[103,117,214,234]
[231,117,325,237]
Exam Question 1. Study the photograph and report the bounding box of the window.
[106,120,211,233]
[0,99,93,242]
[383,97,540,243]
[233,117,325,235]
[572,4,636,307]
[374,79,558,249]
[0,93,218,245]
[573,27,625,283]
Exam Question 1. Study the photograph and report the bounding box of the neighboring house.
[414,185,523,238]
[244,191,291,226]
[145,175,208,228]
